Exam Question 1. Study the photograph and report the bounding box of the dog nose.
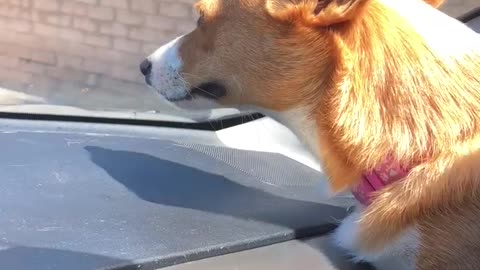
[140,58,152,76]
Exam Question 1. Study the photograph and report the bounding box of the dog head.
[141,0,443,112]
[139,0,346,110]
[142,0,446,111]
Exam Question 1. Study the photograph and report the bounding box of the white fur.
[147,36,221,110]
[148,35,189,101]
[268,107,342,195]
[266,107,322,162]
[333,207,419,270]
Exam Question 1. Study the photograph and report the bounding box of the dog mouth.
[166,82,227,102]
[191,82,226,100]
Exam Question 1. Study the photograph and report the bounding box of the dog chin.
[169,96,222,111]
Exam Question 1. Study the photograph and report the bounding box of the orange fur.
[424,0,444,8]
[417,198,480,269]
[259,0,480,254]
[315,1,480,251]
[171,0,480,267]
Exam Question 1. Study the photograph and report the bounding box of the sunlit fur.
[312,0,480,256]
[173,0,480,267]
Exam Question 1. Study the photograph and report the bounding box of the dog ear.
[266,0,371,26]
[424,0,444,8]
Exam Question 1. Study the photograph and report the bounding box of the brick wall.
[0,0,474,111]
[0,0,197,110]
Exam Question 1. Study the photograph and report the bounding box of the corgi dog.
[140,0,480,269]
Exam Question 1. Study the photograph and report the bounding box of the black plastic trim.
[0,111,264,131]
[115,224,339,270]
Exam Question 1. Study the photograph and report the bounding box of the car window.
[0,0,476,122]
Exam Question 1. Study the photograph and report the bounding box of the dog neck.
[271,0,480,192]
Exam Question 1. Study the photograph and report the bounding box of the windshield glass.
[0,0,476,122]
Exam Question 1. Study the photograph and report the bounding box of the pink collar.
[352,157,410,205]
